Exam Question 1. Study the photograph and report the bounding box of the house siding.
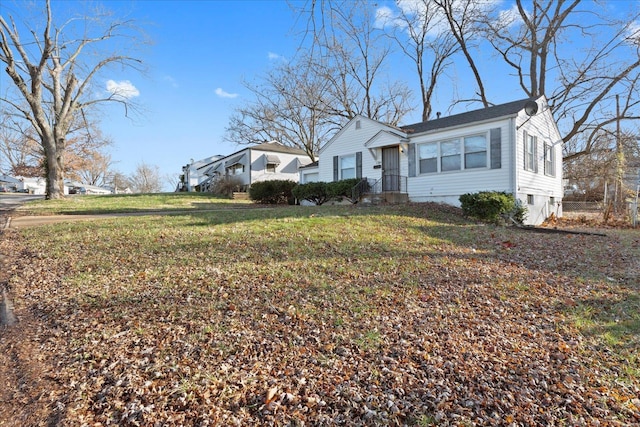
[514,109,564,224]
[309,97,562,225]
[319,118,390,183]
[250,149,310,184]
[406,119,514,205]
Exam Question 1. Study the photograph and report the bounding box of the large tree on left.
[0,0,143,199]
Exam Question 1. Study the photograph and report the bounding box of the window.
[464,135,487,169]
[416,132,491,175]
[227,164,244,175]
[419,143,438,174]
[303,172,319,183]
[527,194,534,205]
[524,132,537,172]
[340,154,356,179]
[266,163,277,173]
[441,140,461,171]
[544,142,555,176]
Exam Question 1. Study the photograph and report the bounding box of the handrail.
[381,175,407,193]
[351,175,407,202]
[351,177,373,202]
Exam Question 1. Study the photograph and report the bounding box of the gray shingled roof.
[251,141,308,156]
[400,97,536,135]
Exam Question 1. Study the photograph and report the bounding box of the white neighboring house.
[302,96,563,225]
[0,175,46,194]
[179,155,223,192]
[199,141,313,192]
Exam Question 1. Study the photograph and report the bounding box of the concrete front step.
[232,192,250,200]
[360,192,408,205]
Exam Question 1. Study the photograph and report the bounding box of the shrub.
[459,191,522,224]
[210,176,243,197]
[292,182,330,205]
[327,178,361,202]
[509,198,528,224]
[249,180,297,204]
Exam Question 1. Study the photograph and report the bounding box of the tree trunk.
[43,134,65,199]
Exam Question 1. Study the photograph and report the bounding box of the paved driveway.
[0,194,44,229]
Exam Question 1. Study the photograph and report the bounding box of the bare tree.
[129,162,162,193]
[378,0,460,121]
[432,0,490,107]
[0,0,144,199]
[0,111,42,176]
[226,54,334,160]
[295,0,413,125]
[67,151,113,187]
[481,0,640,152]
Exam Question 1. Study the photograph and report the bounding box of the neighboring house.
[179,155,223,192]
[0,175,46,194]
[199,141,313,191]
[303,96,563,225]
[64,180,113,195]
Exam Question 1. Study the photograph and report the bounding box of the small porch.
[352,175,409,204]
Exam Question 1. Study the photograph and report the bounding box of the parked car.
[0,185,10,192]
[69,186,86,195]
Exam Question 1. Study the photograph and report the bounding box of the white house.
[179,155,223,192]
[303,96,563,225]
[198,141,314,192]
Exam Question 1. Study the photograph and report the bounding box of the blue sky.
[2,1,638,190]
[97,1,302,187]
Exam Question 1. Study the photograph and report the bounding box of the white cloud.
[268,51,285,61]
[497,4,523,29]
[374,6,405,29]
[106,79,140,99]
[215,87,238,99]
[626,20,640,45]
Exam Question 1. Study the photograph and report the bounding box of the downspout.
[510,117,518,200]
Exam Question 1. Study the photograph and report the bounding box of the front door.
[382,146,400,192]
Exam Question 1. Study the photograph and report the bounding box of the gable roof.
[319,115,404,155]
[251,141,308,156]
[400,97,538,135]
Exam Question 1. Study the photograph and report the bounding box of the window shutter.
[533,136,539,173]
[490,128,501,169]
[408,143,416,177]
[333,156,339,181]
[356,151,362,179]
[523,130,528,170]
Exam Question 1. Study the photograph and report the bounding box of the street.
[0,193,43,213]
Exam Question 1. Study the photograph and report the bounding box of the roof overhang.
[225,153,246,167]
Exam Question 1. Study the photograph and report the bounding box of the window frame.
[524,132,538,172]
[266,163,277,173]
[463,134,488,169]
[227,163,245,175]
[544,142,555,177]
[339,154,356,179]
[417,132,489,175]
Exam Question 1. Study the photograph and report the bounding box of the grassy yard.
[0,196,638,425]
[13,192,251,215]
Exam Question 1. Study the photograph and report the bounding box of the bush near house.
[249,180,297,204]
[211,176,243,197]
[327,178,361,203]
[460,191,527,224]
[292,182,330,205]
[293,178,362,205]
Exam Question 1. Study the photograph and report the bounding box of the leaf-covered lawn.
[0,203,638,426]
